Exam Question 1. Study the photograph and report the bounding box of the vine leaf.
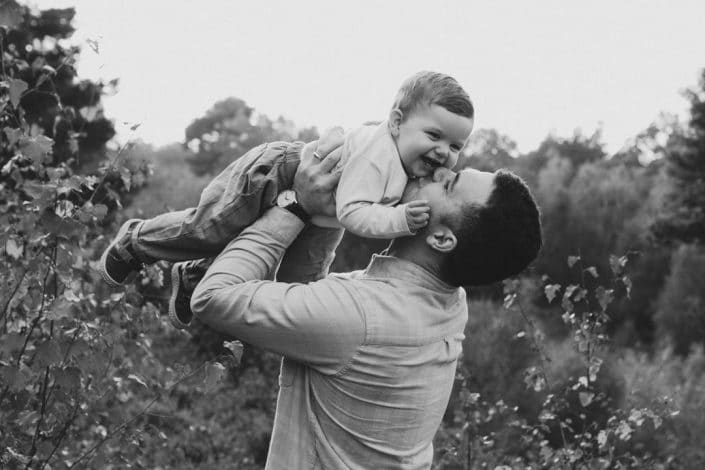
[20,135,54,164]
[9,79,28,108]
[567,255,581,268]
[5,237,23,259]
[204,362,226,393]
[223,340,244,366]
[579,391,595,407]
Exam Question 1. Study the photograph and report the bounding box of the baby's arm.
[336,155,427,238]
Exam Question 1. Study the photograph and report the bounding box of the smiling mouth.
[420,155,442,169]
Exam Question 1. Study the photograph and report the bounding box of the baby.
[98,71,474,325]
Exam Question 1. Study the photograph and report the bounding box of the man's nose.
[432,167,454,182]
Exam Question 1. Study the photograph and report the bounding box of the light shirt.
[312,122,413,238]
[191,207,468,470]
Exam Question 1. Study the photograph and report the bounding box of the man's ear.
[425,226,457,253]
[388,108,403,137]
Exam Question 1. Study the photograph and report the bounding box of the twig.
[39,398,80,470]
[67,361,208,469]
[87,141,133,204]
[15,241,57,367]
[25,366,51,469]
[0,267,27,325]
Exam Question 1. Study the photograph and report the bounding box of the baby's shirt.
[333,122,412,238]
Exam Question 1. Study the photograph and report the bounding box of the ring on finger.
[313,151,323,160]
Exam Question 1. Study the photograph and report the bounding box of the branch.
[0,267,27,325]
[15,242,57,367]
[67,361,208,469]
[25,366,51,469]
[39,398,80,470]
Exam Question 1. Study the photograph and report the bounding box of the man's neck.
[386,238,445,281]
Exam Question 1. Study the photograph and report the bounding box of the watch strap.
[283,201,311,223]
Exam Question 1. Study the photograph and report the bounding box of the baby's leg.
[98,141,302,286]
[133,141,303,260]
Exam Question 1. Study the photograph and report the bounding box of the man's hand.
[294,128,345,217]
[405,200,430,232]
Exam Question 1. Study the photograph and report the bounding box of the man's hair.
[442,170,542,286]
[392,71,474,120]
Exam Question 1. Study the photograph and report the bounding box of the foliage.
[2,3,704,467]
[652,69,705,245]
[184,97,318,176]
[434,254,675,469]
[654,244,705,356]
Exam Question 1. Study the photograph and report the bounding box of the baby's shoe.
[168,262,194,329]
[97,219,144,287]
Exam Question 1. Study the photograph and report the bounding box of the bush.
[654,244,705,355]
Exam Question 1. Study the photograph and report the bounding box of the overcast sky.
[34,0,705,154]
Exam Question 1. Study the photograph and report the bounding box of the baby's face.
[393,104,474,178]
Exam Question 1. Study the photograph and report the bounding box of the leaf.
[86,38,100,54]
[5,236,23,260]
[567,255,581,268]
[204,362,226,392]
[119,166,132,191]
[564,284,579,299]
[54,366,81,390]
[0,365,30,391]
[4,127,22,146]
[223,340,244,366]
[0,332,25,358]
[503,293,516,309]
[35,339,62,368]
[595,286,615,312]
[0,1,23,29]
[621,275,632,299]
[130,123,141,131]
[20,135,54,164]
[589,357,603,381]
[579,391,595,407]
[585,266,598,278]
[544,284,561,303]
[46,297,75,320]
[41,64,57,75]
[597,430,608,448]
[127,374,148,388]
[93,204,108,220]
[9,78,28,108]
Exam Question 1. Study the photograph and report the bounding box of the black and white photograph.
[0,1,704,468]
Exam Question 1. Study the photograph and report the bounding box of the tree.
[184,97,318,176]
[457,128,516,171]
[652,69,705,245]
[0,2,115,170]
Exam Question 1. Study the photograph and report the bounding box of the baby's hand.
[405,200,430,232]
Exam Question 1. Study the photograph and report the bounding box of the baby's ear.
[388,108,403,137]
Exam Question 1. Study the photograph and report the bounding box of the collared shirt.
[191,207,468,470]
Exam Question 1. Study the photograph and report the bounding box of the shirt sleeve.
[276,225,344,283]
[336,155,413,239]
[190,207,364,371]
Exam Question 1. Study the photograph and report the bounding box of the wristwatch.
[276,190,310,223]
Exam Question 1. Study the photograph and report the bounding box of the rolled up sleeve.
[191,207,364,370]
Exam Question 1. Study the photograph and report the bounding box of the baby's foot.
[168,262,194,329]
[97,219,144,287]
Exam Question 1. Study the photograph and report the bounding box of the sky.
[32,0,705,154]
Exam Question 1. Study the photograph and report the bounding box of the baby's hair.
[392,71,474,121]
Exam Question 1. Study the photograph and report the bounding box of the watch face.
[277,190,295,207]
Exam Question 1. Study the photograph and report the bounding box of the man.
[190,137,541,469]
